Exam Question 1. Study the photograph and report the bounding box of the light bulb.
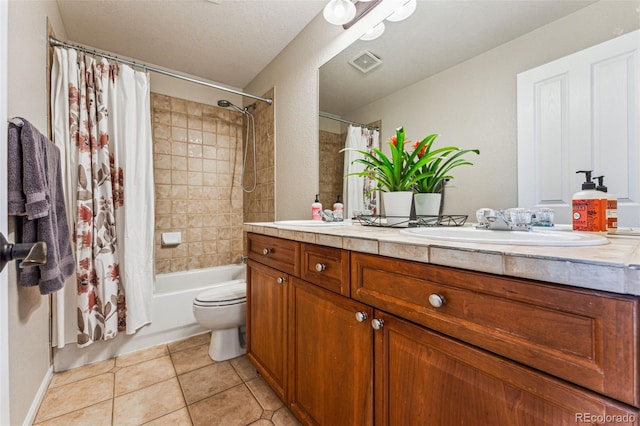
[323,0,357,25]
[386,0,416,22]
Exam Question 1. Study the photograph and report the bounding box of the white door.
[0,1,11,424]
[517,30,640,227]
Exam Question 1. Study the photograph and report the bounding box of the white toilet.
[192,279,247,361]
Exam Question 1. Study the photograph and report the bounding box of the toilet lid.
[194,279,246,305]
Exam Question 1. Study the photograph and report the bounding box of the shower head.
[217,99,246,114]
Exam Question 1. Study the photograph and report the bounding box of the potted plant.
[411,135,479,216]
[344,127,437,226]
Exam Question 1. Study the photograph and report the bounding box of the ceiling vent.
[349,50,383,74]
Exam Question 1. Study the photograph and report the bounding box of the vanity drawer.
[351,252,640,407]
[247,233,299,276]
[300,243,350,296]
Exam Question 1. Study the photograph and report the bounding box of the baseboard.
[23,365,53,426]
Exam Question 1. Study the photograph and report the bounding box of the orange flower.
[390,135,410,148]
[412,140,428,158]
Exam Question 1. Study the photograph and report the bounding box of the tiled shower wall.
[319,129,344,209]
[243,88,275,223]
[151,93,245,273]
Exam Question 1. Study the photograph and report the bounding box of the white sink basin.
[273,220,349,227]
[400,226,609,246]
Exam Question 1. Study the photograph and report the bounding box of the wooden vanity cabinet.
[246,259,289,402]
[374,311,639,425]
[246,233,640,425]
[288,277,373,425]
[300,242,350,296]
[246,233,300,402]
[352,251,640,407]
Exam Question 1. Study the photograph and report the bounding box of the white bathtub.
[54,264,246,371]
[152,264,246,334]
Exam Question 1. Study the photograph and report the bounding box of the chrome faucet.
[476,209,513,230]
[475,208,531,231]
[320,209,343,222]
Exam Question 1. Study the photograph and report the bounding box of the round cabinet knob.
[371,318,385,330]
[276,276,286,284]
[315,263,326,272]
[428,293,445,308]
[355,311,368,322]
[262,248,272,255]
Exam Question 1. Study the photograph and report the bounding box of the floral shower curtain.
[51,47,154,348]
[343,125,379,219]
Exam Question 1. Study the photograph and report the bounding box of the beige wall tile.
[188,115,203,131]
[171,112,187,128]
[171,141,187,156]
[153,93,267,273]
[152,93,171,111]
[171,98,187,113]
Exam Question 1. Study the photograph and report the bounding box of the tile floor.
[33,333,301,426]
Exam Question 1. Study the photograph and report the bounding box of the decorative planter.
[414,193,442,217]
[382,191,413,227]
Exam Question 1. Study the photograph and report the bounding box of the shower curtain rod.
[319,112,378,131]
[49,37,273,105]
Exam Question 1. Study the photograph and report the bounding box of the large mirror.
[319,0,639,220]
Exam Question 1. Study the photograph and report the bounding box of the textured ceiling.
[320,0,596,116]
[56,0,327,90]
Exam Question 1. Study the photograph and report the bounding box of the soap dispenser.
[333,195,344,220]
[572,170,606,232]
[593,175,618,233]
[312,194,323,221]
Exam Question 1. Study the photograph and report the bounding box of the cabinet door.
[289,278,373,426]
[374,311,639,426]
[246,260,288,402]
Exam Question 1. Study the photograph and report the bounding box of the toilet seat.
[194,279,246,308]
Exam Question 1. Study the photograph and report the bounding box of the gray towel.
[8,120,49,219]
[8,119,75,294]
[7,124,25,215]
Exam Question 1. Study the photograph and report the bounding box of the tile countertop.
[244,222,640,297]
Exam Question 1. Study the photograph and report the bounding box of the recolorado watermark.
[575,413,636,424]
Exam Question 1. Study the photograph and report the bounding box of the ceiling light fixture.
[386,0,417,22]
[323,0,357,26]
[360,22,385,41]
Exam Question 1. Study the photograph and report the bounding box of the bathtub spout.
[240,255,248,264]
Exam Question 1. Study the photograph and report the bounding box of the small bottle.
[333,195,344,221]
[572,171,606,233]
[593,176,617,233]
[312,194,323,221]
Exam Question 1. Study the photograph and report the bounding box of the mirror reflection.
[319,0,639,220]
